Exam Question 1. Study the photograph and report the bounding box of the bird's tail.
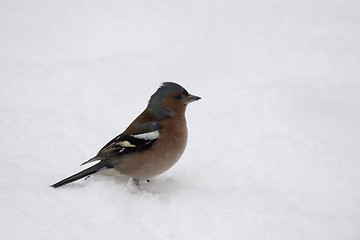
[51,162,105,188]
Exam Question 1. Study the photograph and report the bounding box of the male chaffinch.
[51,82,200,188]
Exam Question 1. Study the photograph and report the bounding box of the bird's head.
[147,82,201,119]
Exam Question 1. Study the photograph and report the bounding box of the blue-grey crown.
[147,82,188,119]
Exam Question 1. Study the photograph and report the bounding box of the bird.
[51,82,200,188]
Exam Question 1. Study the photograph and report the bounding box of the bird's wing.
[81,121,162,165]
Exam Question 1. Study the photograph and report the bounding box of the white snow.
[1,0,360,239]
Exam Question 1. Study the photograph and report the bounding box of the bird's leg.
[132,178,140,187]
[130,178,149,190]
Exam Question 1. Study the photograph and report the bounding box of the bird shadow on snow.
[141,177,182,195]
[51,173,183,197]
[97,169,184,195]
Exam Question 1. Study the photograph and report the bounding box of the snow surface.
[1,0,360,239]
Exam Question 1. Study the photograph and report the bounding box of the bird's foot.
[130,178,150,190]
[132,178,140,187]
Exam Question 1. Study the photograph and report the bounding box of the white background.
[1,0,360,239]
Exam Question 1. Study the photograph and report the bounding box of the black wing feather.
[98,134,158,158]
[81,121,162,166]
[96,121,162,159]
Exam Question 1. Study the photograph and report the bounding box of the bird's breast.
[116,116,188,179]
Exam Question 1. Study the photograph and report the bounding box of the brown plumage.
[51,82,200,188]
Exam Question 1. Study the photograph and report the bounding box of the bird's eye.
[175,95,182,100]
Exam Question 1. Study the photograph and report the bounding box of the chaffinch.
[51,82,200,188]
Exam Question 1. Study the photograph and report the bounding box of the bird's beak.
[185,94,201,104]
